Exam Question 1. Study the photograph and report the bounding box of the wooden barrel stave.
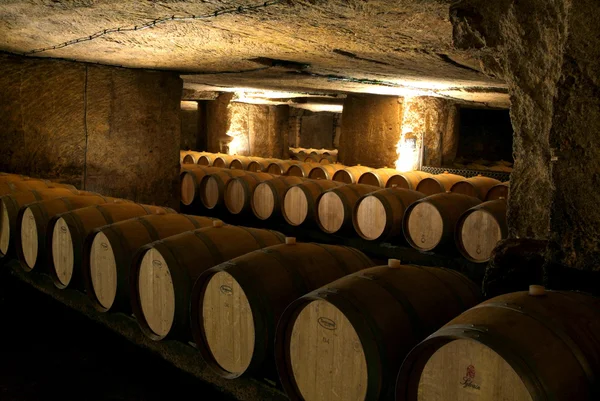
[83,214,215,313]
[213,154,237,169]
[403,193,481,252]
[397,290,600,401]
[190,242,375,378]
[247,158,278,172]
[358,168,400,188]
[353,188,425,241]
[415,173,465,196]
[485,181,510,201]
[267,161,300,176]
[130,225,285,340]
[386,171,433,191]
[287,163,322,178]
[308,164,346,180]
[182,151,206,164]
[48,203,175,290]
[251,176,307,220]
[16,195,124,272]
[283,180,344,226]
[198,169,248,209]
[276,263,480,401]
[332,166,374,184]
[180,166,221,207]
[450,176,502,200]
[316,184,380,234]
[224,172,275,215]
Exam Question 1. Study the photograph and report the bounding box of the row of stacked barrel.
[0,172,598,401]
[180,160,509,263]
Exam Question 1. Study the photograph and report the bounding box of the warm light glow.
[395,137,420,172]
[180,101,198,111]
[227,134,247,155]
[395,97,422,172]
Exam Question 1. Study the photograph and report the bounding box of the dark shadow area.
[0,268,234,401]
[456,107,513,163]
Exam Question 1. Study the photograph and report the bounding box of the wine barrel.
[251,176,307,221]
[485,181,510,201]
[198,169,248,209]
[48,203,175,290]
[307,164,345,180]
[287,163,321,178]
[130,223,285,340]
[397,288,600,401]
[276,261,481,401]
[0,179,74,197]
[266,161,298,175]
[224,172,275,215]
[182,151,205,164]
[17,195,124,272]
[358,168,400,188]
[450,176,501,200]
[319,155,336,164]
[455,199,507,263]
[180,166,221,206]
[247,158,277,172]
[213,154,237,168]
[0,174,29,183]
[83,214,215,312]
[316,184,380,234]
[303,154,321,163]
[0,188,88,259]
[198,153,222,166]
[230,156,256,170]
[190,241,375,378]
[282,180,343,226]
[290,152,307,161]
[415,173,465,196]
[386,171,433,190]
[332,166,374,184]
[403,193,481,252]
[353,188,425,241]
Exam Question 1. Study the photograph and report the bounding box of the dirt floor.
[0,268,235,401]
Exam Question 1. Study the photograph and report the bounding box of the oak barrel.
[276,262,480,401]
[308,164,345,180]
[190,241,374,378]
[198,169,248,209]
[319,155,336,164]
[403,193,481,252]
[247,158,277,172]
[180,166,221,206]
[224,172,275,215]
[386,171,433,190]
[450,176,501,200]
[17,195,123,272]
[332,166,374,184]
[198,153,223,166]
[182,151,206,164]
[130,224,285,340]
[48,203,175,289]
[266,161,298,175]
[282,180,343,226]
[455,199,507,263]
[230,156,256,170]
[316,184,380,234]
[358,168,400,188]
[397,289,600,401]
[303,154,321,163]
[251,176,307,220]
[353,188,425,241]
[0,188,87,259]
[213,154,237,169]
[415,173,465,196]
[485,181,510,201]
[287,163,321,178]
[0,179,75,197]
[83,214,215,312]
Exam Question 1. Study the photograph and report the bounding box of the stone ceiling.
[0,0,509,107]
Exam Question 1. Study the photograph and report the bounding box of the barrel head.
[0,200,10,256]
[201,176,220,209]
[459,210,502,262]
[317,192,345,233]
[283,187,308,226]
[252,182,275,220]
[20,207,39,269]
[52,217,75,287]
[406,202,443,251]
[180,172,196,206]
[90,232,118,311]
[225,179,246,215]
[355,195,386,240]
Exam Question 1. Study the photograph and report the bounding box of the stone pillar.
[180,101,199,150]
[206,93,234,153]
[401,97,459,167]
[339,94,402,168]
[452,0,600,276]
[299,111,335,149]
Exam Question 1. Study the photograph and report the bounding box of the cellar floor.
[0,266,257,401]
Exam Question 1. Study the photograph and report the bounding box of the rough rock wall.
[339,94,402,168]
[453,0,600,270]
[299,111,335,150]
[0,53,182,208]
[0,54,86,185]
[206,98,288,158]
[85,65,182,208]
[401,97,459,167]
[180,102,199,150]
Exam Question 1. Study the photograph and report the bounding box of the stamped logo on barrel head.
[460,365,480,390]
[152,259,162,268]
[318,317,337,330]
[220,285,233,295]
[100,242,108,251]
[60,226,67,233]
